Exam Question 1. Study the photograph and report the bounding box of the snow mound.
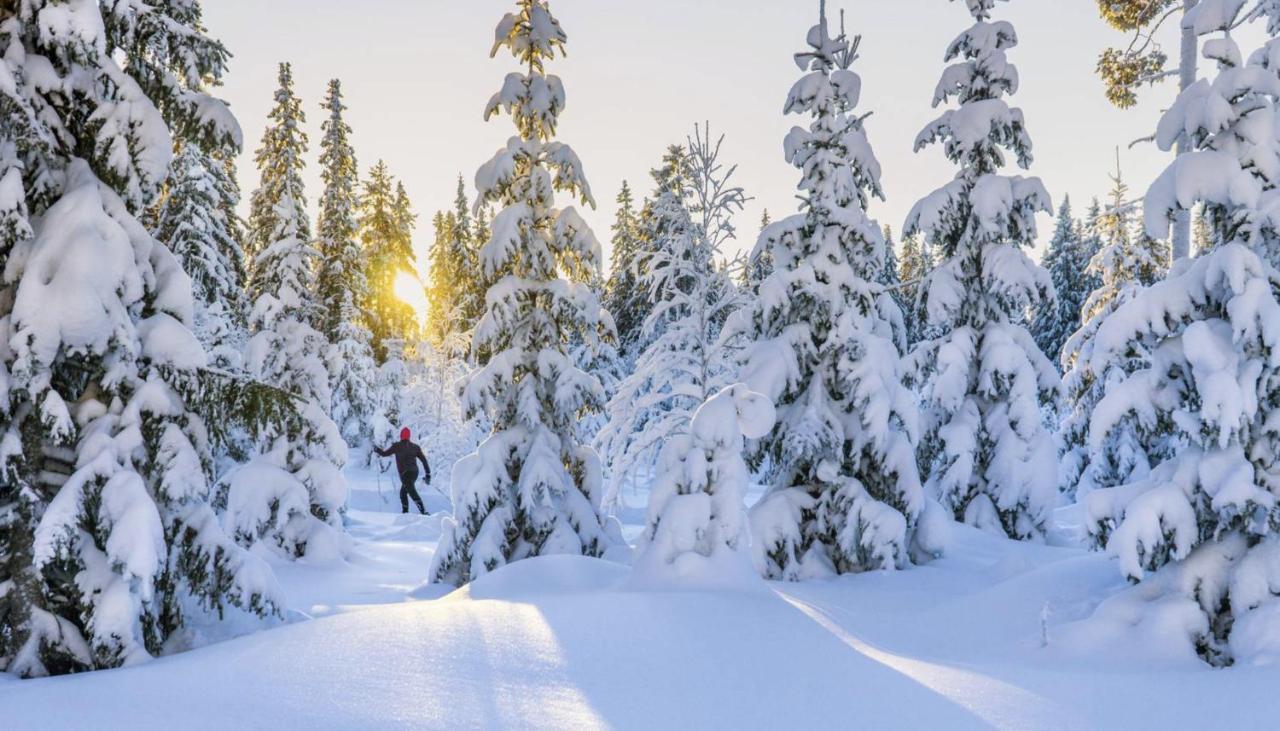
[448,554,629,601]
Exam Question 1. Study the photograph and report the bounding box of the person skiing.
[375,427,431,515]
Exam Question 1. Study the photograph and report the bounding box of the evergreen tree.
[0,0,282,676]
[743,5,937,580]
[313,79,379,451]
[897,231,932,346]
[239,65,348,560]
[359,163,419,361]
[880,224,905,315]
[153,143,249,371]
[1083,3,1280,664]
[1031,198,1091,366]
[628,146,694,358]
[741,209,775,290]
[596,126,746,513]
[1059,168,1168,502]
[247,64,309,269]
[425,179,476,350]
[430,0,618,586]
[603,181,644,357]
[905,0,1060,541]
[315,79,363,340]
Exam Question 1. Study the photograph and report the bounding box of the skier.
[375,427,431,515]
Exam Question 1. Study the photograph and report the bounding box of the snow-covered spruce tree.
[897,230,933,347]
[247,64,308,266]
[595,125,746,512]
[740,209,776,293]
[0,0,283,676]
[626,146,694,359]
[426,179,478,350]
[880,224,906,318]
[359,162,418,361]
[1082,1,1280,665]
[1031,198,1091,367]
[1059,165,1168,501]
[237,68,348,561]
[451,175,488,335]
[603,181,645,360]
[153,142,249,372]
[905,0,1059,541]
[315,80,378,450]
[741,5,936,580]
[631,385,775,589]
[429,0,619,586]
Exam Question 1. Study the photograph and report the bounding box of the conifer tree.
[313,80,379,450]
[604,181,644,356]
[153,143,249,371]
[360,163,419,361]
[905,0,1059,541]
[741,209,776,291]
[1059,167,1168,501]
[248,64,309,268]
[880,224,905,315]
[1031,198,1090,366]
[0,0,283,676]
[239,65,348,560]
[743,4,937,580]
[897,231,932,346]
[627,146,693,358]
[1083,2,1280,664]
[597,126,746,512]
[426,179,477,350]
[430,0,618,586]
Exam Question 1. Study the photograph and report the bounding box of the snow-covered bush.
[631,385,774,590]
[430,0,619,586]
[595,126,746,511]
[1084,0,1280,665]
[741,4,939,580]
[905,0,1060,541]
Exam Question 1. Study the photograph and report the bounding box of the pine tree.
[742,5,936,580]
[425,179,476,350]
[360,163,419,361]
[153,142,249,371]
[312,79,379,451]
[741,209,775,290]
[628,146,694,358]
[603,181,645,357]
[430,0,618,586]
[1031,198,1089,366]
[0,0,283,676]
[1083,3,1280,664]
[596,126,746,513]
[239,66,348,560]
[248,64,309,269]
[897,231,932,347]
[880,224,905,315]
[905,0,1060,541]
[1059,166,1169,502]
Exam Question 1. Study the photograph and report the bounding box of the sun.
[394,270,429,321]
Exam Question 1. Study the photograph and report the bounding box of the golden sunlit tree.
[359,161,419,361]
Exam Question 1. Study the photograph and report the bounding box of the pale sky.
[203,0,1255,287]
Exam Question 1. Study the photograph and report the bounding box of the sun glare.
[394,271,429,321]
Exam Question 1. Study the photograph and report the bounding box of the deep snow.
[3,466,1277,730]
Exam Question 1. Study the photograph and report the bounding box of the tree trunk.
[1172,0,1199,262]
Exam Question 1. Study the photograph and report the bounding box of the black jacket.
[376,439,430,482]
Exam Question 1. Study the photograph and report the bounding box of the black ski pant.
[399,468,426,514]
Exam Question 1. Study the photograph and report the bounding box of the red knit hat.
[400,427,411,441]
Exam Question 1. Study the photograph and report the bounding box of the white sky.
[203,0,1260,282]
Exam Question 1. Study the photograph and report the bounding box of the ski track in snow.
[3,466,1278,731]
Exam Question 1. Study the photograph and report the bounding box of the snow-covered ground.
[3,466,1275,731]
